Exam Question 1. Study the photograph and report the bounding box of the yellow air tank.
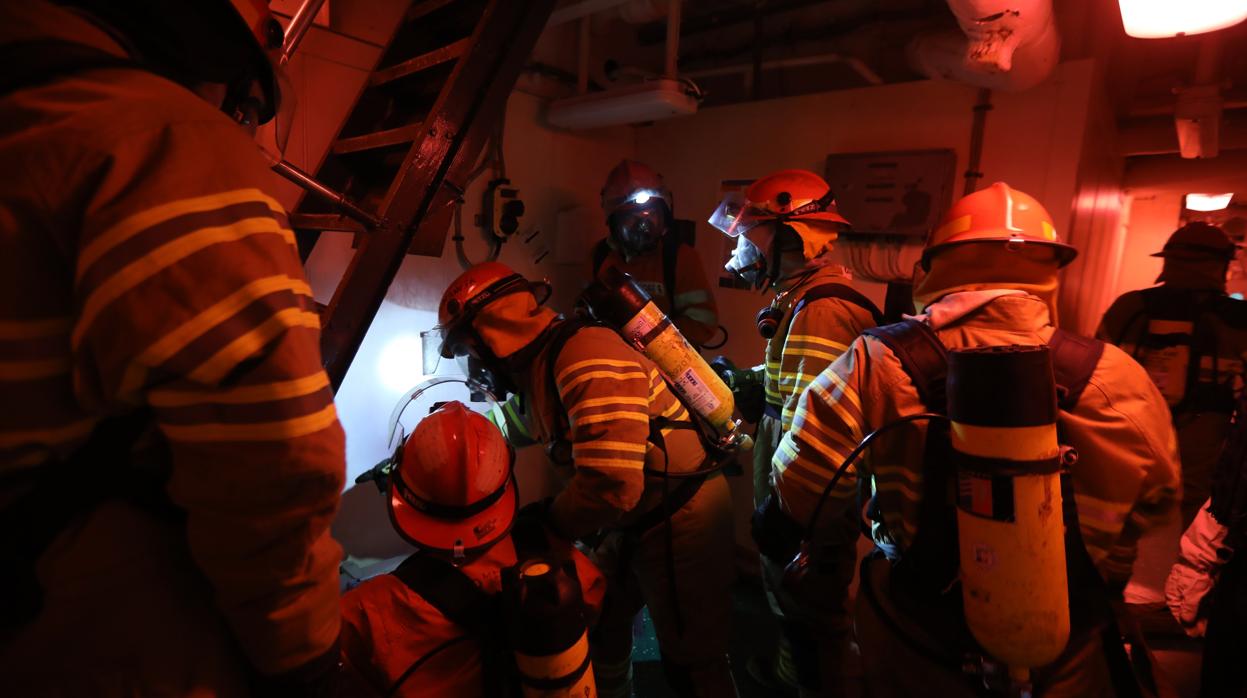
[504,557,597,697]
[946,345,1070,680]
[585,267,751,451]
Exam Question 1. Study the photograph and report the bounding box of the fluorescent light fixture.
[1186,192,1235,211]
[1118,0,1247,38]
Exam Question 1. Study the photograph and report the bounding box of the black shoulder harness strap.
[795,282,885,327]
[862,320,949,411]
[1048,328,1105,410]
[391,554,494,632]
[862,319,1104,413]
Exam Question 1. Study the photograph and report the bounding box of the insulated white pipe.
[909,0,1060,91]
[665,0,682,80]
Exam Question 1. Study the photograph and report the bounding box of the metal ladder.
[278,0,556,390]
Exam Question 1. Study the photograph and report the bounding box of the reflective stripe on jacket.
[491,325,707,538]
[763,265,877,431]
[774,293,1181,586]
[0,0,344,674]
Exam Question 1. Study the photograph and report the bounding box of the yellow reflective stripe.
[0,357,71,380]
[502,401,533,439]
[574,440,649,454]
[804,383,864,442]
[120,275,315,395]
[1073,493,1131,532]
[567,396,648,415]
[673,290,711,306]
[187,309,321,384]
[77,188,284,278]
[555,358,642,384]
[559,370,649,395]
[0,418,95,448]
[783,348,841,364]
[74,217,298,346]
[162,403,338,442]
[149,372,330,408]
[659,398,686,419]
[792,404,860,453]
[819,369,862,413]
[572,410,650,426]
[571,457,644,469]
[786,334,849,352]
[0,317,72,340]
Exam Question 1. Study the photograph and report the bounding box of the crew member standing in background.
[1099,221,1247,526]
[0,1,346,694]
[710,169,881,697]
[765,183,1179,696]
[591,160,721,348]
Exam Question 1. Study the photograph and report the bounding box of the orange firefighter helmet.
[923,181,1077,269]
[387,401,517,557]
[437,262,551,359]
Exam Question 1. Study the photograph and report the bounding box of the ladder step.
[405,0,458,23]
[290,213,369,234]
[370,38,470,87]
[332,124,423,155]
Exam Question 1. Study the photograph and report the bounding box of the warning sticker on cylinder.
[622,304,664,344]
[676,367,722,415]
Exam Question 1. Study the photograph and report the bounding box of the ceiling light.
[1185,193,1235,211]
[1118,1,1247,38]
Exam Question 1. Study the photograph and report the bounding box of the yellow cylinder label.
[515,631,597,697]
[622,302,736,431]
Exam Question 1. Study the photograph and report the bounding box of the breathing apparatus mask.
[608,193,670,258]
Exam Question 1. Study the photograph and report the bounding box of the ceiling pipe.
[682,53,883,86]
[1120,111,1247,157]
[547,0,631,26]
[1124,150,1247,192]
[280,0,328,66]
[665,0,682,79]
[908,0,1060,91]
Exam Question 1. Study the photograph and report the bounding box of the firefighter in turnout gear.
[591,160,721,348]
[1098,221,1247,526]
[437,262,738,697]
[0,1,346,695]
[709,169,881,696]
[766,182,1180,696]
[339,401,605,697]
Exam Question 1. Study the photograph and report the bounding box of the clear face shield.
[354,376,503,491]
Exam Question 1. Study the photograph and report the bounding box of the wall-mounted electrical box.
[484,178,525,240]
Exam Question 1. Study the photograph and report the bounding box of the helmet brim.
[387,473,517,554]
[923,237,1079,268]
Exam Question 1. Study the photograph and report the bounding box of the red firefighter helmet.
[437,262,550,359]
[600,160,672,215]
[387,401,517,556]
[708,169,848,237]
[922,182,1077,269]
